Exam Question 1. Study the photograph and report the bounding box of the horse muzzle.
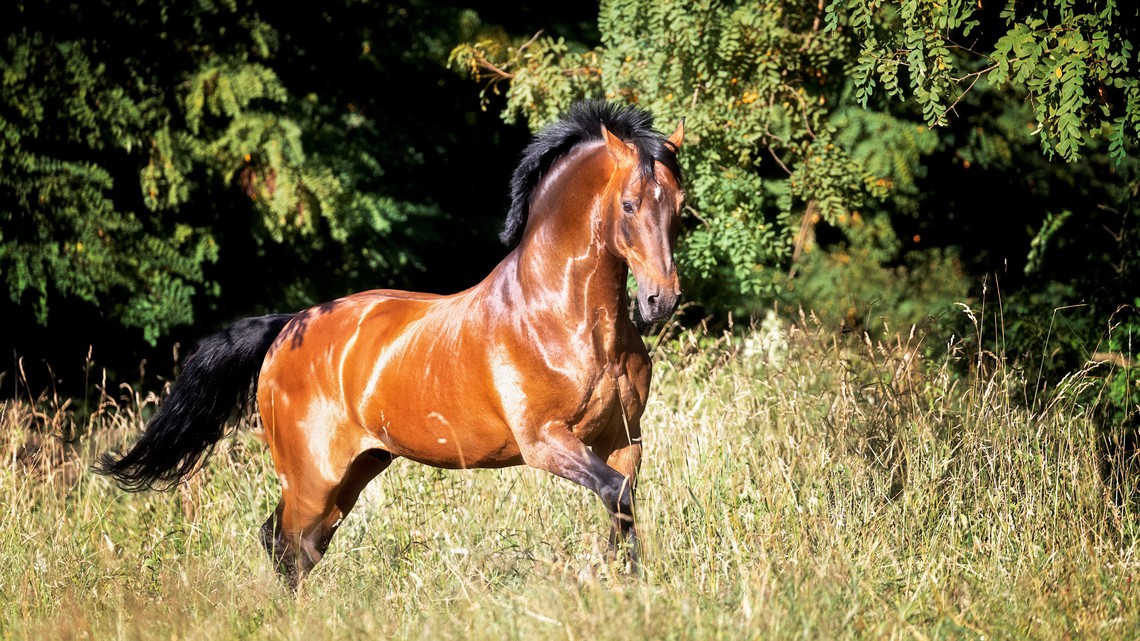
[636,284,681,323]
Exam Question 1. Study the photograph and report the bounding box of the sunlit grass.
[2,312,1138,640]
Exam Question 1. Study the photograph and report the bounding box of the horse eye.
[622,201,635,215]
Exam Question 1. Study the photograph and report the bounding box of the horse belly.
[381,410,523,469]
[352,336,523,470]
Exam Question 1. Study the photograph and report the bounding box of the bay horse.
[97,100,685,589]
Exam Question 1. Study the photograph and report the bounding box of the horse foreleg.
[517,424,636,565]
[594,439,642,572]
[261,450,393,591]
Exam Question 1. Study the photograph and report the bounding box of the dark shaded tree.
[1,0,600,399]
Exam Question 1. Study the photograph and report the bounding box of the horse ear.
[666,118,685,149]
[601,124,635,163]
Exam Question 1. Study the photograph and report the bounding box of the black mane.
[501,100,682,247]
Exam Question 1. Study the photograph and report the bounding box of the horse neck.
[498,144,630,322]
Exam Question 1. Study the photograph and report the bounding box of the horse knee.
[602,476,635,520]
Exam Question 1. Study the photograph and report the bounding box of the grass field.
[2,311,1138,640]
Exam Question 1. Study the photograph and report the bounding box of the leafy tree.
[8,3,260,344]
[833,0,1139,163]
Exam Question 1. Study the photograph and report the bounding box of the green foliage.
[789,245,967,336]
[831,0,1140,163]
[0,28,218,343]
[0,0,470,348]
[1097,301,1140,430]
[0,4,266,341]
[450,33,605,130]
[1025,209,1071,275]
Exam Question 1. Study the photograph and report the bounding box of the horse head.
[600,120,685,323]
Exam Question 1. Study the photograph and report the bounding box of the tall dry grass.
[1,311,1137,640]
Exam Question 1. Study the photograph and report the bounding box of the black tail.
[95,313,295,492]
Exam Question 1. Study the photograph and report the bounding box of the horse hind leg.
[261,449,394,591]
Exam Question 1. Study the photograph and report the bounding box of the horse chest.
[566,356,649,444]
